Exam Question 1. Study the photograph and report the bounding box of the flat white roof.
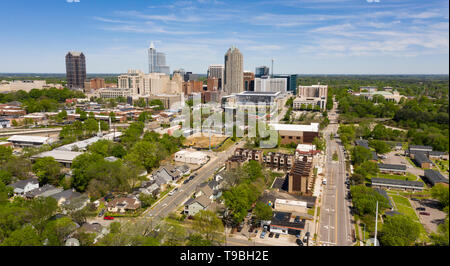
[275,198,307,207]
[269,123,319,133]
[175,150,207,159]
[296,144,317,151]
[7,135,50,143]
[32,150,84,162]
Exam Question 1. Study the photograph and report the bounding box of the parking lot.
[383,150,424,178]
[409,198,447,233]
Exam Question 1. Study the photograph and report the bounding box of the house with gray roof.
[8,178,39,195]
[184,195,212,216]
[50,189,86,207]
[24,184,63,199]
[152,166,181,187]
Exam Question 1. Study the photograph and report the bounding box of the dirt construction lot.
[183,132,228,148]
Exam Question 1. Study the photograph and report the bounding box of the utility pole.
[374,201,379,246]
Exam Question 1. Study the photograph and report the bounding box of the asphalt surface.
[318,102,353,246]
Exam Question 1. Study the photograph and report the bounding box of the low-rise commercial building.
[175,150,208,165]
[371,178,424,191]
[7,135,55,147]
[423,169,449,187]
[31,150,84,168]
[378,163,407,175]
[269,123,319,145]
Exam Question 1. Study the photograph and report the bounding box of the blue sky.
[0,0,448,74]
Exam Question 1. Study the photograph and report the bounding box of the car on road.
[296,239,303,246]
[322,178,327,185]
[411,198,419,201]
[260,231,266,239]
[275,233,280,238]
[416,207,426,211]
[98,208,106,217]
[168,188,178,196]
[103,216,114,220]
[419,212,430,216]
[269,232,274,238]
[188,175,195,181]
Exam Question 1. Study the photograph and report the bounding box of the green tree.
[192,210,224,245]
[431,184,449,211]
[380,215,421,246]
[32,157,62,186]
[254,201,273,221]
[0,225,41,246]
[369,140,391,154]
[42,217,77,246]
[352,146,372,165]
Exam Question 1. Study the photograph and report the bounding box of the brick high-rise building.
[90,78,105,90]
[224,46,243,94]
[207,78,219,91]
[65,51,86,89]
[288,159,313,195]
[243,71,254,91]
[182,80,203,95]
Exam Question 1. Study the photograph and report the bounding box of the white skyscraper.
[148,42,170,75]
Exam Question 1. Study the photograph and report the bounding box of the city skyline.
[0,0,448,74]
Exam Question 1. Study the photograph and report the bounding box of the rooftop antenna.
[271,58,274,78]
[97,121,103,137]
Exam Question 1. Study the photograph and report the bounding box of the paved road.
[318,101,353,246]
[143,139,246,228]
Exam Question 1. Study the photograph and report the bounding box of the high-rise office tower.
[65,51,86,89]
[148,42,170,75]
[255,66,269,78]
[224,46,243,94]
[207,64,224,90]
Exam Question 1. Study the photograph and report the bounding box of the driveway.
[409,198,447,234]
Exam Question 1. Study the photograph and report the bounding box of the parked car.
[98,208,106,217]
[416,207,426,211]
[294,216,300,223]
[104,216,114,220]
[168,188,178,196]
[295,231,301,238]
[411,198,419,201]
[254,229,259,234]
[183,179,189,184]
[275,233,280,238]
[248,227,254,233]
[269,232,274,238]
[419,212,430,216]
[260,231,266,239]
[296,239,303,246]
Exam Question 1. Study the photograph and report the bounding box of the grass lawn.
[433,159,449,173]
[390,194,429,242]
[405,157,421,169]
[376,172,420,182]
[214,138,236,152]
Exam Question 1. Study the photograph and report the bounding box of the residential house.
[24,184,63,199]
[184,195,211,216]
[107,196,141,213]
[152,166,181,187]
[50,189,87,207]
[8,178,39,195]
